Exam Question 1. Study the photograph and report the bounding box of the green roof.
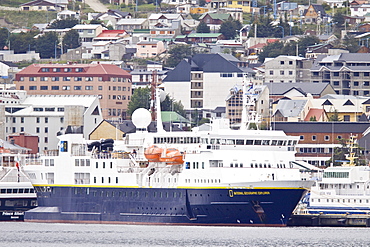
[133,29,150,33]
[187,33,222,38]
[161,111,191,123]
[199,13,231,21]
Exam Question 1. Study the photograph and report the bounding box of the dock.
[288,214,370,227]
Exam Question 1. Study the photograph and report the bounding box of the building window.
[29,86,37,90]
[98,86,103,90]
[74,86,82,90]
[45,127,48,133]
[44,137,48,143]
[85,86,93,90]
[269,71,273,75]
[40,86,48,90]
[36,117,40,123]
[51,86,59,90]
[312,135,317,141]
[45,117,48,123]
[324,135,330,141]
[75,77,82,81]
[280,61,284,65]
[40,77,48,81]
[280,71,284,75]
[299,135,304,140]
[20,127,24,132]
[21,117,24,123]
[344,115,350,122]
[36,127,40,133]
[52,77,59,81]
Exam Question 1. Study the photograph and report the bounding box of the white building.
[163,53,251,110]
[3,95,103,152]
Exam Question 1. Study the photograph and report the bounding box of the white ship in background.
[0,139,37,220]
[23,80,313,226]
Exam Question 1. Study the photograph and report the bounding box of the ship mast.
[150,70,164,133]
[344,134,358,166]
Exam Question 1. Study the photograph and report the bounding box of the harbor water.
[1,222,370,246]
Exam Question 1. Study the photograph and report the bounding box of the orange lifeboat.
[144,145,163,162]
[159,148,184,165]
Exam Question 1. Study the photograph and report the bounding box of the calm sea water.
[0,222,370,247]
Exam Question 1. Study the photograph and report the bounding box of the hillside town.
[1,0,370,169]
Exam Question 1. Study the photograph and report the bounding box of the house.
[57,10,80,20]
[177,33,225,44]
[219,8,244,23]
[93,30,129,42]
[209,0,228,10]
[358,23,370,32]
[0,61,19,83]
[199,13,233,31]
[350,4,370,17]
[190,7,209,14]
[131,61,168,89]
[20,0,66,11]
[265,82,336,102]
[72,24,105,42]
[311,53,370,96]
[93,9,132,28]
[264,56,313,83]
[14,63,132,119]
[273,98,310,122]
[163,53,251,111]
[116,19,149,32]
[3,95,103,152]
[136,41,165,58]
[226,0,251,13]
[274,122,370,166]
[89,120,125,140]
[148,14,184,29]
[303,4,329,24]
[306,43,333,59]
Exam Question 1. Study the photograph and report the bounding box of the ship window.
[50,159,54,166]
[235,163,238,168]
[264,164,266,168]
[80,159,85,166]
[268,164,271,168]
[75,159,79,166]
[246,140,253,145]
[96,162,98,168]
[250,163,253,168]
[7,189,11,193]
[110,162,113,169]
[86,160,90,166]
[94,177,96,183]
[108,177,111,183]
[255,140,261,145]
[230,163,233,167]
[102,177,104,183]
[277,140,283,145]
[202,162,204,169]
[262,140,270,145]
[116,177,118,183]
[103,162,106,168]
[19,189,24,193]
[240,163,243,167]
[259,164,262,168]
[236,139,244,145]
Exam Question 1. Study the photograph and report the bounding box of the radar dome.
[132,108,151,128]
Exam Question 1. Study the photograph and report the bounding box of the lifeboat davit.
[144,145,163,162]
[159,148,184,165]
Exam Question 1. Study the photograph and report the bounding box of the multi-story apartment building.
[264,55,313,83]
[163,53,252,111]
[2,95,103,152]
[14,63,132,119]
[311,53,370,96]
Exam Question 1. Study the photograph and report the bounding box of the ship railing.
[25,154,43,166]
[42,150,59,157]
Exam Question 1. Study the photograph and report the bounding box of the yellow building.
[190,7,209,14]
[226,0,251,13]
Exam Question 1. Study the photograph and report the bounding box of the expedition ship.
[23,82,313,226]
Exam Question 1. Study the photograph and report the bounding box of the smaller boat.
[158,148,184,165]
[144,145,163,162]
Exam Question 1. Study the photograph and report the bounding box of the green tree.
[10,31,38,54]
[328,110,342,122]
[36,32,59,58]
[0,28,8,50]
[343,35,360,53]
[165,44,192,67]
[62,29,81,53]
[127,87,151,116]
[220,20,242,40]
[196,22,210,33]
[309,116,317,121]
[258,41,285,62]
[48,17,79,29]
[161,94,186,117]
